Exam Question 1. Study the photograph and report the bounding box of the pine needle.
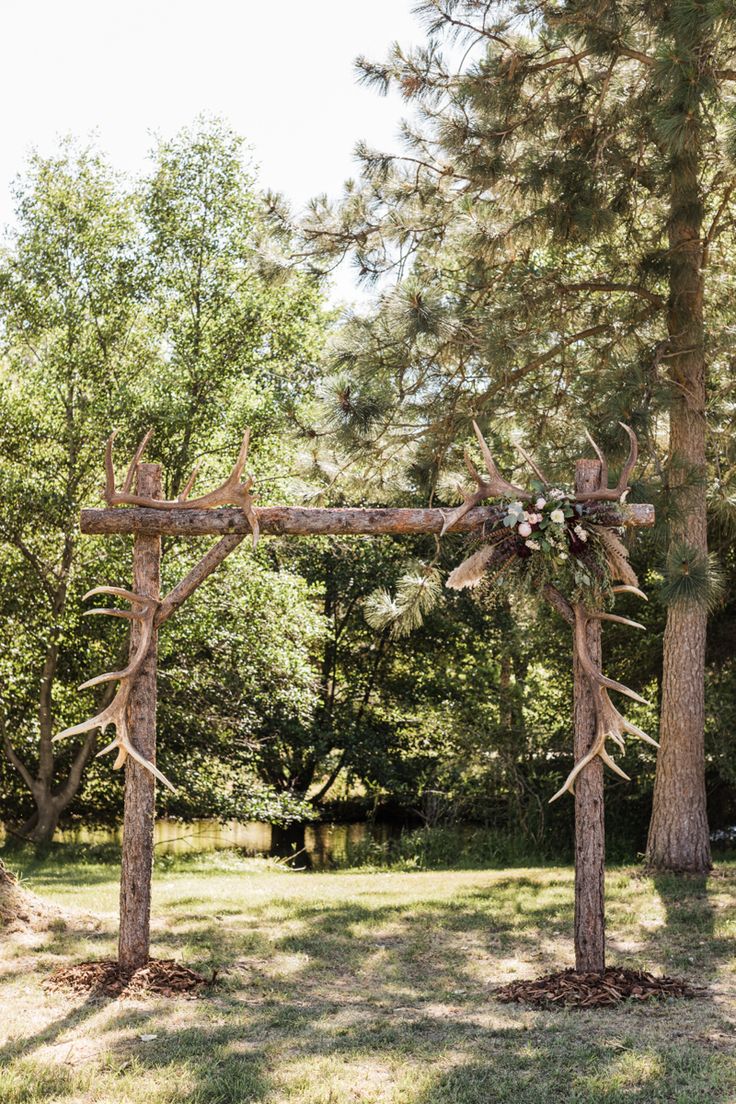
[660,542,725,612]
[364,565,443,637]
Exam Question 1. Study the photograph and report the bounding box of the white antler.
[577,423,638,502]
[442,423,639,535]
[54,587,175,791]
[441,421,531,534]
[104,429,260,547]
[549,600,658,802]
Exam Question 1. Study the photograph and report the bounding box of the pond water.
[50,818,398,868]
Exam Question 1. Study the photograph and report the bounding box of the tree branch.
[558,281,665,307]
[478,304,658,404]
[2,719,36,793]
[57,729,98,806]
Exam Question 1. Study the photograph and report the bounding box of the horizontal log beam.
[80,503,655,537]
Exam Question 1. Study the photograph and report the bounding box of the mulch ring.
[495,967,703,1008]
[43,958,214,999]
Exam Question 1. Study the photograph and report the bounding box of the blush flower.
[525,539,540,551]
[535,497,546,509]
[518,522,532,537]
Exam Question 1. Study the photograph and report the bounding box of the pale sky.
[1,0,424,302]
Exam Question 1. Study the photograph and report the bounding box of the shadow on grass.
[0,990,105,1064]
[643,870,735,978]
[3,862,735,1103]
[92,990,735,1104]
[148,878,575,993]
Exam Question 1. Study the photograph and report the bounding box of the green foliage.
[4,16,736,853]
[339,825,553,870]
[0,120,327,838]
[660,541,725,612]
[364,564,443,637]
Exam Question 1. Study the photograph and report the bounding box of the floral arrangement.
[446,482,636,602]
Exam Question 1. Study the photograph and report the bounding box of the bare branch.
[1,718,36,792]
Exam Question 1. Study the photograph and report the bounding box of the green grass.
[1,851,735,1103]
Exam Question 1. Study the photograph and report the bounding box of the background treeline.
[1,89,735,855]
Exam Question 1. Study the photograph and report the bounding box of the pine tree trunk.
[646,95,711,874]
[573,459,605,972]
[118,462,161,974]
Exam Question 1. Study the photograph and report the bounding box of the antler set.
[57,429,260,790]
[104,428,260,548]
[54,587,175,790]
[441,420,638,535]
[442,420,656,799]
[548,596,658,801]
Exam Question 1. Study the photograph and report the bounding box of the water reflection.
[44,818,394,868]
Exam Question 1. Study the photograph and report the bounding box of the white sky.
[1,0,424,303]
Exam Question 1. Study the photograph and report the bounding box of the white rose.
[518,522,532,537]
[550,508,565,524]
[535,498,546,509]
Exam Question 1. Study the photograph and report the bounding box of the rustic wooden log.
[80,502,655,537]
[118,463,161,975]
[573,459,606,973]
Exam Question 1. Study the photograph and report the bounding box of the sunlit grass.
[1,851,735,1103]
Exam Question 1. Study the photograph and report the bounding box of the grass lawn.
[1,852,735,1104]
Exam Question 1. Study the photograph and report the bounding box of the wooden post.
[573,458,605,973]
[118,463,161,974]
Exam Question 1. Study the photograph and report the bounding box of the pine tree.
[299,0,736,872]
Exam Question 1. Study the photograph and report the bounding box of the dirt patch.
[495,966,702,1008]
[0,861,68,933]
[43,958,213,999]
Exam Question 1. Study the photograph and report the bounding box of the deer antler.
[54,587,175,792]
[104,429,260,547]
[442,422,638,530]
[515,444,550,487]
[441,421,531,534]
[549,601,658,802]
[576,423,638,502]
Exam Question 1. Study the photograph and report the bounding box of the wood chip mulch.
[494,967,702,1008]
[43,958,214,999]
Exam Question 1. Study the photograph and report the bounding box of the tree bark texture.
[573,459,606,973]
[80,502,654,537]
[118,463,161,973]
[646,85,711,873]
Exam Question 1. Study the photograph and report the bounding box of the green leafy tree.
[0,143,151,842]
[0,120,326,844]
[140,116,325,494]
[298,0,736,872]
